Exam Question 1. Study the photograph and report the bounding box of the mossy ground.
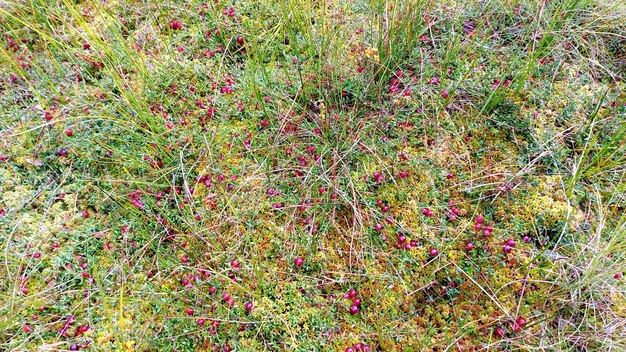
[1,0,625,350]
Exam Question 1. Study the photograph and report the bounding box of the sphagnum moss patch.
[1,0,625,350]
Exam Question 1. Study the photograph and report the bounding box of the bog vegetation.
[1,0,625,350]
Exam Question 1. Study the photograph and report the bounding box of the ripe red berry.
[495,326,505,337]
[441,90,449,99]
[429,248,439,257]
[169,20,182,30]
[82,211,90,218]
[198,319,205,325]
[476,216,484,223]
[615,273,623,279]
[222,292,231,301]
[245,302,254,311]
[516,317,527,327]
[65,129,73,136]
[506,239,516,247]
[23,325,31,333]
[348,289,357,298]
[346,348,355,352]
[465,242,474,251]
[502,245,512,253]
[349,305,359,314]
[186,308,194,315]
[353,298,361,306]
[294,257,304,267]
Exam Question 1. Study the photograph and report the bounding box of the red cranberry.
[349,305,359,314]
[441,90,449,99]
[348,289,357,298]
[198,319,205,325]
[465,242,474,251]
[506,239,516,247]
[475,216,484,223]
[353,298,361,306]
[429,248,439,256]
[615,273,623,279]
[294,257,304,267]
[23,325,31,333]
[502,245,512,253]
[346,348,355,352]
[169,20,182,30]
[222,292,231,301]
[65,129,73,136]
[495,326,505,337]
[245,302,254,311]
[186,308,194,315]
[82,211,90,218]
